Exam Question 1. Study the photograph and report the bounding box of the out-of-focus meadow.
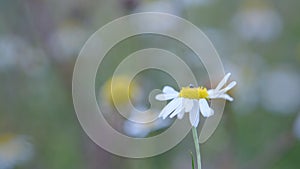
[1,0,300,169]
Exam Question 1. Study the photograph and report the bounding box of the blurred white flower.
[0,134,34,169]
[19,49,49,77]
[223,53,266,113]
[133,1,179,32]
[0,36,19,70]
[232,7,282,42]
[123,107,171,138]
[181,0,214,7]
[48,23,88,63]
[135,1,177,15]
[260,68,300,114]
[156,73,236,127]
[293,113,300,140]
[0,35,49,76]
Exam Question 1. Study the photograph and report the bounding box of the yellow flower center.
[0,133,14,144]
[103,76,139,106]
[179,86,208,99]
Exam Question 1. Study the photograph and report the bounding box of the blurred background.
[0,0,300,169]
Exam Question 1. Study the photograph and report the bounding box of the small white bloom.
[133,1,179,32]
[261,69,300,114]
[155,73,236,127]
[123,107,172,138]
[0,134,34,169]
[181,0,215,7]
[232,7,282,42]
[293,113,300,140]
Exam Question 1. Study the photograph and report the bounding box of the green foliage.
[190,152,195,169]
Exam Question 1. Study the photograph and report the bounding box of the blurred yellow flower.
[102,75,140,106]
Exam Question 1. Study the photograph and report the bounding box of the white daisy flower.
[155,73,236,127]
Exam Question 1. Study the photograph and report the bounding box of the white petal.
[183,99,194,112]
[177,110,185,119]
[162,86,179,94]
[219,81,237,93]
[170,105,184,118]
[189,100,200,127]
[207,89,219,99]
[155,93,178,101]
[218,94,234,101]
[159,98,182,119]
[215,73,231,91]
[207,89,214,95]
[199,99,213,117]
[208,108,214,116]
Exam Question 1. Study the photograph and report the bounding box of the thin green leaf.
[190,151,195,169]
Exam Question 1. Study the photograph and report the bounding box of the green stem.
[192,127,202,169]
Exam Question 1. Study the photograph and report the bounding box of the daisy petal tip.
[202,109,214,117]
[202,114,209,118]
[162,86,169,91]
[210,109,215,116]
[231,81,237,87]
[162,86,177,94]
[155,95,162,101]
[224,73,231,80]
[225,94,234,101]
